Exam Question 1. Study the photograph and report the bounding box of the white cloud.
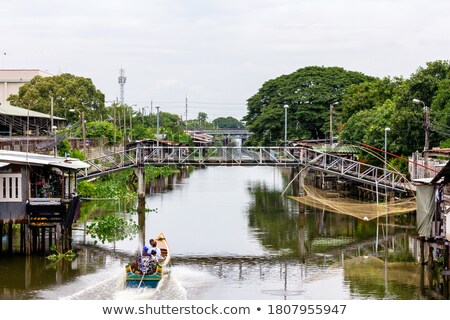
[1,0,450,119]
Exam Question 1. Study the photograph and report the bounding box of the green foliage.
[197,112,208,122]
[86,215,139,244]
[85,121,121,144]
[70,149,85,160]
[144,166,180,183]
[339,60,450,157]
[243,66,372,145]
[77,167,180,201]
[440,138,450,148]
[46,245,77,266]
[212,116,246,129]
[77,169,136,200]
[57,139,71,156]
[8,73,106,121]
[341,77,404,122]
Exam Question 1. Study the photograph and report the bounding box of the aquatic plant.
[46,245,77,262]
[86,215,139,245]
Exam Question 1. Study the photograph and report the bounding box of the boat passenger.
[149,239,162,259]
[142,246,151,256]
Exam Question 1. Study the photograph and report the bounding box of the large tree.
[8,73,106,122]
[243,66,372,145]
[212,116,245,129]
[340,61,450,157]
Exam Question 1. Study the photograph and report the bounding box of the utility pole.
[129,107,133,141]
[113,101,116,153]
[81,111,86,160]
[413,99,430,178]
[123,105,126,148]
[329,102,338,147]
[424,105,430,151]
[185,96,188,131]
[330,104,333,146]
[50,96,57,157]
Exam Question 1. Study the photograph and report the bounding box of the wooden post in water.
[25,224,31,256]
[20,224,24,254]
[0,223,3,255]
[420,237,426,265]
[49,227,53,251]
[136,162,146,246]
[32,227,38,254]
[40,227,46,255]
[8,223,13,254]
[56,224,62,253]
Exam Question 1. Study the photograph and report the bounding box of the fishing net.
[288,185,416,221]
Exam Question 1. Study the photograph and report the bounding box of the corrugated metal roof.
[312,145,360,154]
[0,150,89,170]
[0,104,65,120]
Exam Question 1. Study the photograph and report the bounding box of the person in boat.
[149,239,162,259]
[142,245,151,256]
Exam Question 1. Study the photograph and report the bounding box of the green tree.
[341,77,404,122]
[243,66,372,145]
[197,112,208,122]
[8,73,106,121]
[212,117,245,129]
[81,121,122,144]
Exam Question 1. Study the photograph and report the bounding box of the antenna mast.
[118,68,127,105]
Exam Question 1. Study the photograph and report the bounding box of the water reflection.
[0,167,449,300]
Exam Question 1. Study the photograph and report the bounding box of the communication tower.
[118,68,127,105]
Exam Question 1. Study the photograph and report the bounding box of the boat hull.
[125,233,171,289]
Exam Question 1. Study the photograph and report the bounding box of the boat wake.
[36,265,125,300]
[114,266,216,300]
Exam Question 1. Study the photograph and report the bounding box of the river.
[0,166,447,300]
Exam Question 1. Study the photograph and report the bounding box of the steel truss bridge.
[77,146,414,194]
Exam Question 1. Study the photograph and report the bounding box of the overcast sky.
[1,0,450,120]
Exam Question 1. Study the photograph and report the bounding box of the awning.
[49,160,90,170]
[0,162,10,168]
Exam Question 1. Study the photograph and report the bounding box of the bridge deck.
[77,146,414,194]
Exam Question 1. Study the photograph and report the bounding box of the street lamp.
[52,125,58,157]
[384,127,391,248]
[284,104,289,146]
[413,98,430,178]
[330,102,339,146]
[156,106,160,149]
[384,127,390,172]
[412,99,429,151]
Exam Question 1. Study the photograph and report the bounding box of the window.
[0,174,22,202]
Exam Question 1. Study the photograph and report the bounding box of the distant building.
[0,69,66,143]
[0,69,52,106]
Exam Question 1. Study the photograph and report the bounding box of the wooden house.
[0,150,89,255]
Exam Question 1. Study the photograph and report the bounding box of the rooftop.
[0,150,89,170]
[0,104,65,120]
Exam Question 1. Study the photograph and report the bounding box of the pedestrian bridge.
[77,146,414,194]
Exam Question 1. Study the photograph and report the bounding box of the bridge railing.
[77,146,413,193]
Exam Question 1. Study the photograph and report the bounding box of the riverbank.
[77,166,181,201]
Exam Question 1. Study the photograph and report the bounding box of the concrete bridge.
[77,146,414,194]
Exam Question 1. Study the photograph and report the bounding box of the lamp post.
[384,127,390,172]
[50,96,57,157]
[156,106,160,149]
[413,99,430,178]
[412,99,429,151]
[52,125,58,157]
[330,102,338,147]
[384,127,390,247]
[69,109,86,160]
[284,104,289,146]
